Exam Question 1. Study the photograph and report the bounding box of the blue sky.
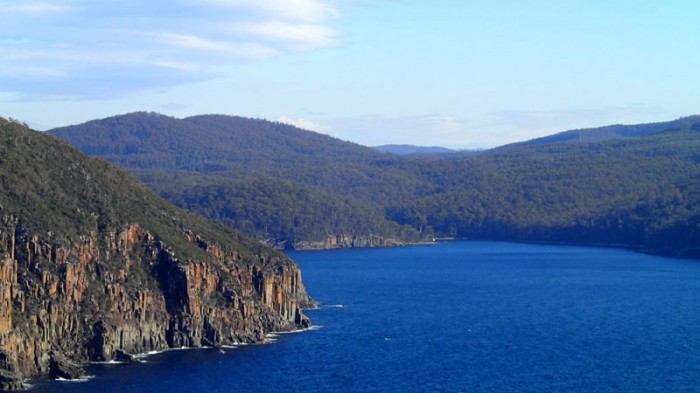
[2,0,699,148]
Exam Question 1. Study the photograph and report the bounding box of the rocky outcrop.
[290,234,404,250]
[0,219,313,390]
[49,353,84,380]
[0,352,22,391]
[113,349,138,363]
[0,369,22,391]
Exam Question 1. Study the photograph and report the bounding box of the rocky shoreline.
[264,234,415,251]
[0,221,314,391]
[24,321,319,389]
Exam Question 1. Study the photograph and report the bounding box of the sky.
[1,0,699,148]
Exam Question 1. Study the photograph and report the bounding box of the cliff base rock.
[49,353,85,380]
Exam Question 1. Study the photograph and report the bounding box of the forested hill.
[391,129,700,258]
[0,117,312,387]
[50,112,384,171]
[499,115,700,149]
[51,112,425,248]
[50,113,700,257]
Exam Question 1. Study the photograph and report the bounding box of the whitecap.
[134,349,165,359]
[56,375,95,383]
[91,360,126,365]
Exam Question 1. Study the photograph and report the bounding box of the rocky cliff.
[0,217,312,390]
[287,234,404,250]
[0,118,313,390]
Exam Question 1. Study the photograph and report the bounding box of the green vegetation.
[51,112,426,245]
[389,131,700,257]
[0,116,290,265]
[50,113,700,257]
[499,115,700,148]
[142,172,418,246]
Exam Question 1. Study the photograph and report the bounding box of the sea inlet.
[30,241,700,392]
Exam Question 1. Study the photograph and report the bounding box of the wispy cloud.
[0,65,66,77]
[0,2,74,13]
[155,32,281,59]
[278,116,333,133]
[0,0,343,101]
[233,21,340,50]
[199,0,339,22]
[3,64,212,102]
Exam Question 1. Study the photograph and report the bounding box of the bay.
[29,241,700,392]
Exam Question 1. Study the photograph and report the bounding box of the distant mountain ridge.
[52,112,379,170]
[50,112,700,258]
[499,115,700,149]
[373,144,456,155]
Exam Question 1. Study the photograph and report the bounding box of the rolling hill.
[499,115,700,149]
[50,113,700,257]
[51,112,426,248]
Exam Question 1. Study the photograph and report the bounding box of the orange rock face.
[0,220,313,389]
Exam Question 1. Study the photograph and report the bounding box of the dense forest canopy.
[0,116,291,261]
[51,113,700,257]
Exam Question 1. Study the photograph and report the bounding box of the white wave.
[133,349,165,359]
[134,346,193,360]
[56,375,95,382]
[277,325,323,335]
[91,360,125,365]
[323,304,345,308]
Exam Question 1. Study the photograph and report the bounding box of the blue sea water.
[29,241,700,392]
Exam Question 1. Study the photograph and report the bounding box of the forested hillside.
[142,173,418,248]
[51,113,700,257]
[499,115,700,148]
[390,130,700,256]
[51,113,425,248]
[0,117,312,387]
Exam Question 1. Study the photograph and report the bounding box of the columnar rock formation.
[0,219,312,390]
[0,117,314,390]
